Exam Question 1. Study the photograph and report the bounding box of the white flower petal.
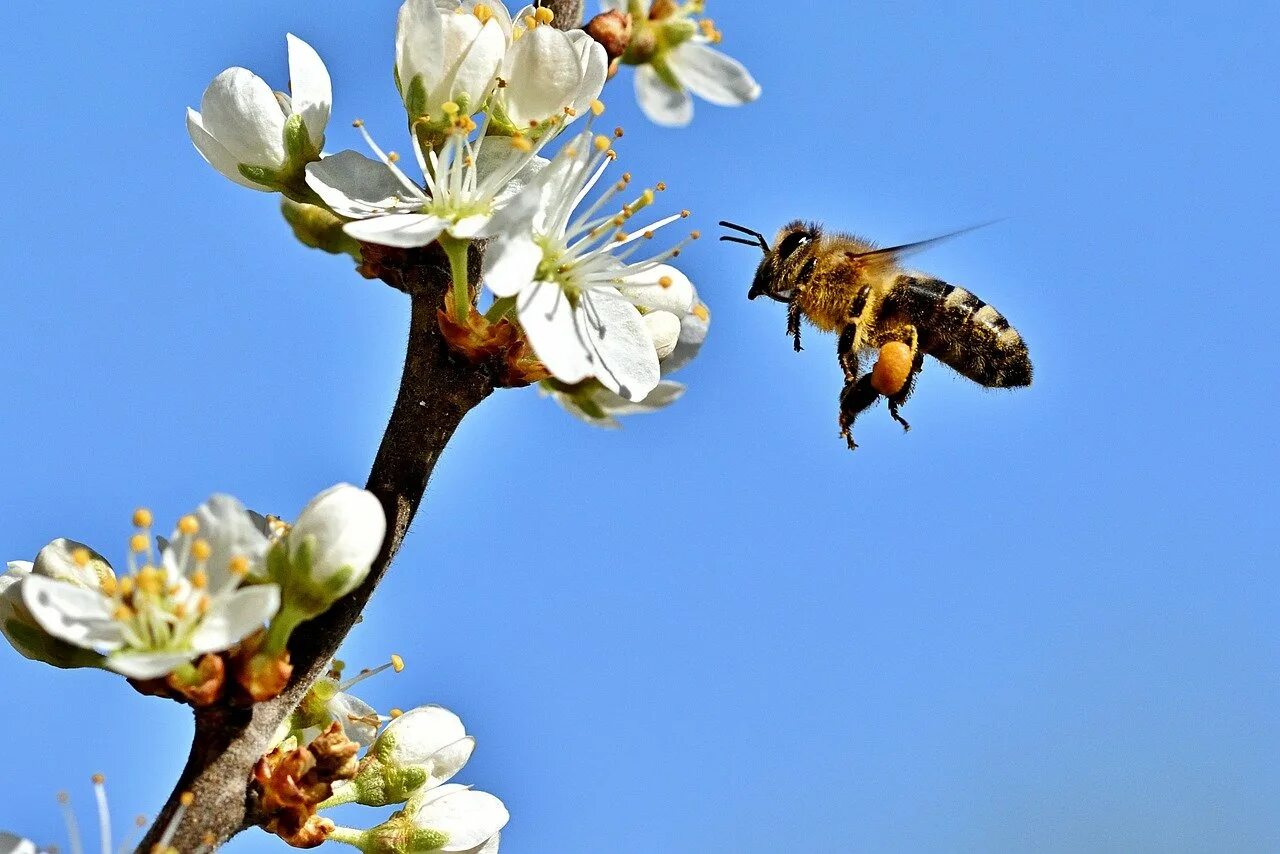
[634,64,693,127]
[187,108,268,190]
[643,311,682,359]
[668,41,761,106]
[663,298,709,375]
[32,539,111,589]
[306,150,422,218]
[398,0,447,103]
[580,289,661,401]
[438,17,505,110]
[518,281,595,385]
[289,484,385,593]
[345,213,448,248]
[166,494,270,590]
[502,26,582,126]
[191,584,281,654]
[619,264,695,315]
[568,32,609,115]
[328,691,381,748]
[483,232,542,298]
[286,34,331,148]
[412,786,509,852]
[105,651,195,681]
[21,575,123,652]
[380,706,469,767]
[616,380,686,414]
[200,67,288,167]
[449,213,495,239]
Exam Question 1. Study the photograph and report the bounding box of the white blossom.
[306,120,550,250]
[13,499,280,681]
[285,483,385,600]
[482,129,701,402]
[604,0,760,127]
[396,0,508,126]
[186,34,331,190]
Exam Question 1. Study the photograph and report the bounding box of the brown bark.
[137,243,493,851]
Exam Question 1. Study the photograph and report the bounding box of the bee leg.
[886,354,925,432]
[787,295,804,352]
[839,376,880,451]
[837,325,860,382]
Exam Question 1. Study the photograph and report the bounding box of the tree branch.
[138,243,493,851]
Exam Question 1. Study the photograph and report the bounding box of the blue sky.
[1,2,1277,851]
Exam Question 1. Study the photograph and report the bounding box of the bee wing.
[849,220,1002,265]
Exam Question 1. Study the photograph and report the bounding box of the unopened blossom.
[396,0,507,132]
[1,559,104,669]
[602,0,760,127]
[331,785,507,854]
[12,499,280,680]
[482,128,701,402]
[187,34,331,192]
[333,705,477,807]
[305,119,549,250]
[488,6,608,136]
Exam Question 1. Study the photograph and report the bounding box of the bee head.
[721,220,819,302]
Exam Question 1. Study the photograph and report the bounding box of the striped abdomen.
[890,275,1032,388]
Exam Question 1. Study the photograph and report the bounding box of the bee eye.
[776,231,812,262]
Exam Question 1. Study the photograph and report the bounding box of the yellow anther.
[442,101,460,116]
[118,576,136,597]
[622,172,633,183]
[132,508,153,528]
[694,304,711,322]
[192,539,212,562]
[72,547,91,568]
[463,154,475,168]
[137,566,163,596]
[390,708,404,718]
[58,791,70,804]
[473,3,494,23]
[100,575,118,596]
[641,189,656,205]
[387,151,401,163]
[186,568,206,590]
[178,515,199,535]
[391,653,406,672]
[198,595,211,616]
[352,119,365,128]
[691,230,702,239]
[656,182,668,191]
[180,791,195,807]
[130,533,149,553]
[92,773,105,785]
[594,135,611,151]
[659,275,674,288]
[564,106,577,117]
[644,230,655,239]
[591,99,606,116]
[535,6,555,24]
[229,555,250,577]
[680,210,691,218]
[495,76,508,88]
[615,232,629,242]
[173,603,188,619]
[614,126,625,138]
[605,149,618,160]
[523,14,538,28]
[510,135,534,153]
[613,215,627,227]
[113,604,135,621]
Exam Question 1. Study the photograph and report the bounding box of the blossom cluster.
[1,485,384,696]
[186,0,758,426]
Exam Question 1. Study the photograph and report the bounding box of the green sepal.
[238,163,288,190]
[405,75,430,122]
[5,620,106,670]
[352,755,430,807]
[283,112,322,167]
[659,17,698,50]
[650,54,684,92]
[281,199,363,261]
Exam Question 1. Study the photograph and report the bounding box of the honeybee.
[720,219,1032,449]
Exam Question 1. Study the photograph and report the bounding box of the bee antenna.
[718,221,770,253]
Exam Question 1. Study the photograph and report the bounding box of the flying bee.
[720,219,1032,449]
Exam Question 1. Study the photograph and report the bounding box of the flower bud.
[361,785,506,853]
[269,485,386,621]
[346,706,476,807]
[584,10,632,63]
[0,562,104,670]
